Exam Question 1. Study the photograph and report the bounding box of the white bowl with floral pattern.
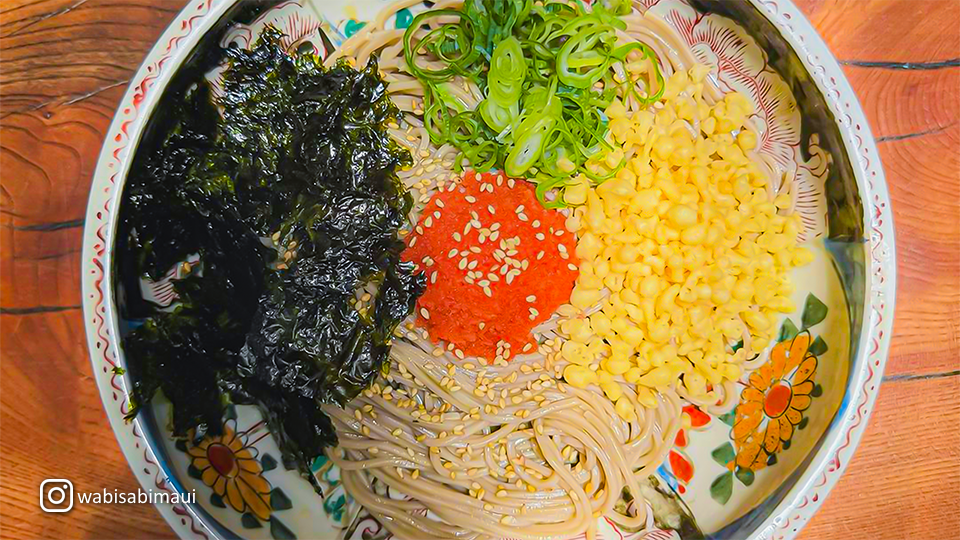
[82,1,896,539]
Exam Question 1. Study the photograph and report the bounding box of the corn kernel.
[564,181,589,206]
[561,340,593,366]
[563,365,598,389]
[637,366,674,388]
[680,223,707,245]
[570,285,603,310]
[624,367,643,383]
[614,396,636,419]
[606,99,627,119]
[602,357,631,376]
[600,381,623,402]
[737,129,757,151]
[635,387,658,409]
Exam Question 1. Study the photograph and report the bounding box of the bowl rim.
[80,0,897,538]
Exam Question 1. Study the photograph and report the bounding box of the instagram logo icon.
[40,479,74,513]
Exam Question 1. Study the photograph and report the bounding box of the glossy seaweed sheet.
[115,26,425,490]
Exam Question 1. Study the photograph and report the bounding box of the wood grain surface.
[1,0,958,539]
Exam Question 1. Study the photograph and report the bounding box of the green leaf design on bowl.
[710,472,734,504]
[801,294,828,329]
[711,443,736,467]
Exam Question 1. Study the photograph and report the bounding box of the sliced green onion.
[479,98,519,132]
[401,0,667,208]
[404,9,482,82]
[506,114,556,176]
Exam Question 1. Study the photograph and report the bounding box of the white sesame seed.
[453,232,462,242]
[431,271,438,284]
[458,258,468,270]
[537,251,545,260]
[436,199,445,208]
[448,248,458,258]
[420,308,430,320]
[483,286,492,297]
[466,196,477,203]
[536,233,545,241]
[487,205,496,215]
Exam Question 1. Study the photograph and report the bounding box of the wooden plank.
[0,0,175,112]
[843,67,959,141]
[0,310,176,540]
[794,0,960,63]
[880,129,960,377]
[1,3,191,538]
[800,376,960,539]
[0,93,119,310]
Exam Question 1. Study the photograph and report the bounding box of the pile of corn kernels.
[555,65,814,421]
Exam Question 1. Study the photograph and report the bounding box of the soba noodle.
[319,1,793,538]
[325,338,687,540]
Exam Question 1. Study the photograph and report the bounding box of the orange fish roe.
[404,172,579,362]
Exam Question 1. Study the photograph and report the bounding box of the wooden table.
[1,0,957,538]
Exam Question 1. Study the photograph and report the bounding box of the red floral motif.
[666,405,712,493]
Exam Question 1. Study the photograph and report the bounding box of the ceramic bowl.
[82,1,896,539]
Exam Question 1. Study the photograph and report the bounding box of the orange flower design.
[731,333,817,472]
[187,424,272,520]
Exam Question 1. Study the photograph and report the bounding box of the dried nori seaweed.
[116,27,424,489]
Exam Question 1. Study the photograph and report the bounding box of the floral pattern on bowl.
[81,1,896,539]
